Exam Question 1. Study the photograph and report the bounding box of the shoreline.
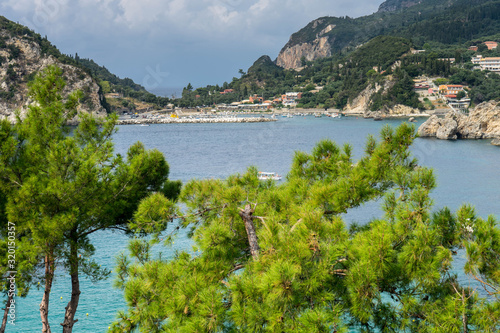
[117,106,447,125]
[117,116,277,125]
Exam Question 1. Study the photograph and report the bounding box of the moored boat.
[258,172,282,181]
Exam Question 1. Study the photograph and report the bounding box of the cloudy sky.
[1,0,382,96]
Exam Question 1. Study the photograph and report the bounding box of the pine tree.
[0,65,181,333]
[111,124,500,332]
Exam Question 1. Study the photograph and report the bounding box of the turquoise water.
[11,116,500,332]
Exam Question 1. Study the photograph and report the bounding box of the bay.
[12,116,500,332]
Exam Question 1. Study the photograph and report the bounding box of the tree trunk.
[462,289,468,333]
[0,288,13,333]
[40,253,55,333]
[239,204,260,259]
[61,239,80,333]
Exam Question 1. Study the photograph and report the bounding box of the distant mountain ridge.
[276,0,500,69]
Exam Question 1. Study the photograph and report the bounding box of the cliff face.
[276,37,332,69]
[276,19,336,69]
[274,0,468,70]
[342,84,379,114]
[0,31,106,124]
[418,101,500,144]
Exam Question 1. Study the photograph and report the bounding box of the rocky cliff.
[418,101,500,144]
[342,79,423,118]
[343,81,392,114]
[0,27,106,124]
[276,19,335,69]
[274,0,470,71]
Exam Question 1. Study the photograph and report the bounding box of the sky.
[1,0,383,97]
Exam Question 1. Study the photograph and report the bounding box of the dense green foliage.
[74,57,171,107]
[0,66,181,332]
[285,0,500,53]
[111,124,500,332]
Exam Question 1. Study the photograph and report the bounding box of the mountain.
[0,16,107,123]
[0,16,170,122]
[276,0,500,69]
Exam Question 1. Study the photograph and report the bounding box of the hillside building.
[471,55,500,72]
[281,92,303,106]
[439,85,467,95]
[249,94,264,104]
[484,41,498,50]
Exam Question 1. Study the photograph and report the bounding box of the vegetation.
[180,36,422,110]
[111,123,500,332]
[74,56,171,108]
[0,66,181,332]
[0,16,171,111]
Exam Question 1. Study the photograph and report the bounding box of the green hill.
[0,16,170,114]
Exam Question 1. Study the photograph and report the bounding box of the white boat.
[258,172,282,181]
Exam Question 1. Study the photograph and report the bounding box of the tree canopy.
[0,65,181,333]
[111,123,500,332]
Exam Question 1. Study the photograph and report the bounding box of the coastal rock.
[435,116,458,140]
[492,138,500,146]
[418,115,441,137]
[418,113,458,140]
[383,104,421,116]
[361,104,422,120]
[418,101,500,144]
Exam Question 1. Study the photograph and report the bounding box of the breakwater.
[117,116,277,125]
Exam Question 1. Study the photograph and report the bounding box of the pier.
[117,116,277,125]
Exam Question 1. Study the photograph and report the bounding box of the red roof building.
[484,41,498,50]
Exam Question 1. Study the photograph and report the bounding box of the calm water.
[12,116,500,332]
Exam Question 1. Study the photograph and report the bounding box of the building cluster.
[215,92,304,110]
[438,85,470,110]
[413,78,470,111]
[468,41,498,51]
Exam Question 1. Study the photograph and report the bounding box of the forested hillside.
[179,0,500,111]
[0,16,170,114]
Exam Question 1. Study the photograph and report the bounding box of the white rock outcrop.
[418,101,500,145]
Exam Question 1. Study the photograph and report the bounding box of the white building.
[471,55,500,72]
[282,92,303,106]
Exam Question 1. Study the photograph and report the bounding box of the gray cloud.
[1,0,382,93]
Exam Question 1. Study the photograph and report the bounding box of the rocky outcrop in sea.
[418,101,500,145]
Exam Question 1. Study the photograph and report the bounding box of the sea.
[11,116,500,332]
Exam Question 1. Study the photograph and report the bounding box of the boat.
[258,172,282,181]
[139,124,150,126]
